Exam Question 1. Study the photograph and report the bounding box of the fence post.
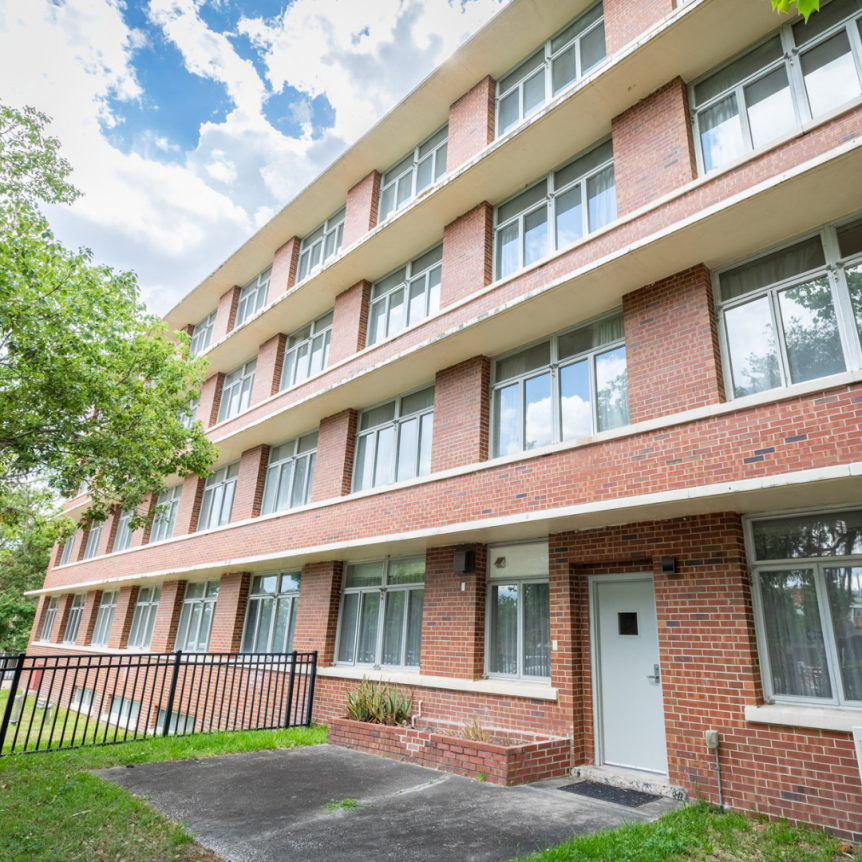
[0,652,25,753]
[305,651,318,727]
[162,651,182,737]
[283,652,297,729]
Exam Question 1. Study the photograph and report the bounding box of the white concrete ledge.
[745,704,861,733]
[316,666,558,701]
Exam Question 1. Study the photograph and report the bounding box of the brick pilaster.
[294,561,343,665]
[447,76,495,170]
[269,236,301,302]
[441,202,493,307]
[329,280,371,364]
[197,372,225,428]
[109,586,140,650]
[343,171,380,246]
[173,474,206,537]
[208,572,250,652]
[98,506,120,555]
[211,285,241,343]
[251,333,286,405]
[310,409,358,502]
[431,356,490,473]
[603,0,674,55]
[232,445,271,521]
[149,580,186,653]
[75,590,103,647]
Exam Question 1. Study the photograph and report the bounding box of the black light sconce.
[453,544,477,574]
[661,555,678,576]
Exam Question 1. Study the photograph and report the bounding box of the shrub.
[346,678,413,726]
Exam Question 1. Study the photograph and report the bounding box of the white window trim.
[713,213,862,402]
[744,506,862,712]
[190,310,216,356]
[241,571,302,654]
[297,207,346,283]
[261,433,317,516]
[280,311,333,391]
[334,555,425,672]
[690,4,862,175]
[217,358,257,424]
[493,137,615,280]
[235,267,272,328]
[496,1,606,138]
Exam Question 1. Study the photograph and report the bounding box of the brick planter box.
[328,717,571,786]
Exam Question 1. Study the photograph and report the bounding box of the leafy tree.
[0,103,217,538]
[771,0,820,20]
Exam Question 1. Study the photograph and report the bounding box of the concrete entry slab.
[98,744,681,862]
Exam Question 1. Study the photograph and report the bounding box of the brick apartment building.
[27,0,862,839]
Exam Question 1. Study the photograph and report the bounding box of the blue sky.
[0,0,503,315]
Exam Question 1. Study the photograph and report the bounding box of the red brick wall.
[212,285,241,343]
[108,586,139,650]
[612,77,697,216]
[75,589,102,647]
[149,580,186,653]
[603,0,675,55]
[269,236,301,302]
[293,561,343,665]
[447,76,495,171]
[329,280,371,364]
[232,445,270,521]
[623,263,724,422]
[209,572,250,652]
[430,356,490,472]
[251,333,286,405]
[343,171,380,246]
[421,545,487,678]
[441,202,493,307]
[174,473,206,537]
[197,372,225,428]
[310,409,357,503]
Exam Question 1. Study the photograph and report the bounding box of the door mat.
[557,781,661,808]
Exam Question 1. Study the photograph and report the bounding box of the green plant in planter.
[346,678,413,726]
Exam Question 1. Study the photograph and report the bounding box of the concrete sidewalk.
[98,744,680,862]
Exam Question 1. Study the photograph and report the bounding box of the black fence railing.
[0,650,317,756]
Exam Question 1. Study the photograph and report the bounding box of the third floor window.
[262,431,317,516]
[495,139,615,280]
[113,509,134,553]
[297,207,345,282]
[497,2,606,136]
[280,311,333,390]
[235,267,271,328]
[151,484,182,544]
[692,0,862,174]
[190,310,216,356]
[198,462,239,531]
[218,358,256,423]
[378,125,448,222]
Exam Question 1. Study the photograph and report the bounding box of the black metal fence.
[0,650,317,756]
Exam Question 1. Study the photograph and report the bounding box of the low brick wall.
[328,717,572,786]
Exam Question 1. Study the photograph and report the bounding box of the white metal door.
[593,576,668,774]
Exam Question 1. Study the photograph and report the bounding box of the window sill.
[317,665,558,701]
[745,703,861,733]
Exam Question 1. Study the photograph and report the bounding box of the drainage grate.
[557,781,661,808]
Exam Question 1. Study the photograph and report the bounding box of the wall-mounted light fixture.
[454,545,477,575]
[661,555,678,575]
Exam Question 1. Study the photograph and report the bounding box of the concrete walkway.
[98,744,680,862]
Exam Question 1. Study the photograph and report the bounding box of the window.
[175,581,219,653]
[109,696,140,728]
[261,432,317,516]
[497,2,606,136]
[336,557,424,669]
[692,0,862,173]
[297,207,345,282]
[280,311,333,390]
[151,485,182,544]
[750,508,862,707]
[63,594,85,644]
[40,596,58,641]
[179,398,198,430]
[379,125,448,222]
[71,687,95,714]
[492,312,629,457]
[368,244,442,346]
[59,533,76,566]
[217,358,256,423]
[127,586,161,650]
[190,310,216,356]
[83,523,103,560]
[354,387,434,492]
[242,572,301,653]
[156,708,196,735]
[91,591,117,647]
[486,542,551,680]
[717,214,862,399]
[198,462,239,531]
[235,268,271,328]
[113,509,134,553]
[495,139,616,280]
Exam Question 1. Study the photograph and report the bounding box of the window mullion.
[735,83,755,152]
[812,564,845,705]
[769,290,792,388]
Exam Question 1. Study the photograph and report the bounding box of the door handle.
[646,664,660,683]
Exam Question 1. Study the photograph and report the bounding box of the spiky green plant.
[346,678,413,726]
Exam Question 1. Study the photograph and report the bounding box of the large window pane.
[498,91,520,134]
[369,299,387,344]
[778,278,846,383]
[496,222,520,279]
[596,345,629,431]
[255,597,274,652]
[382,591,405,666]
[357,592,380,664]
[699,94,746,173]
[523,582,551,678]
[744,67,796,149]
[373,426,395,487]
[524,206,549,266]
[524,372,553,450]
[801,30,861,117]
[580,21,606,73]
[847,264,862,338]
[405,591,423,667]
[753,510,862,560]
[552,44,577,95]
[388,287,406,336]
[560,359,592,441]
[418,413,433,477]
[587,166,616,231]
[337,593,359,663]
[555,186,583,248]
[725,297,782,397]
[490,584,518,675]
[758,570,832,699]
[523,70,546,117]
[354,434,374,492]
[396,417,419,482]
[825,567,862,702]
[241,599,260,652]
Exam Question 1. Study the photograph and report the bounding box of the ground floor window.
[336,556,424,669]
[751,509,862,707]
[109,696,140,728]
[156,708,196,735]
[486,541,551,680]
[71,687,95,714]
[241,573,301,653]
[91,591,117,647]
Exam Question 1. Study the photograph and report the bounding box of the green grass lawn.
[516,800,860,862]
[0,723,326,862]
